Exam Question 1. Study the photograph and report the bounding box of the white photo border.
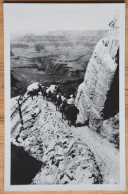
[4,3,126,191]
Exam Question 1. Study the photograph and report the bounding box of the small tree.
[17,89,24,126]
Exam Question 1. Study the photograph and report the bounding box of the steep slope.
[75,15,119,130]
[11,94,103,184]
[11,91,119,184]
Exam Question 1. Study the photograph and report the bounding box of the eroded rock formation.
[76,15,119,130]
[11,95,103,184]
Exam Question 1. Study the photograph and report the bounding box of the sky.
[4,3,121,35]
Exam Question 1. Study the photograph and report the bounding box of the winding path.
[46,99,120,184]
[11,96,120,184]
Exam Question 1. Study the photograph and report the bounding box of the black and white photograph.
[4,3,126,191]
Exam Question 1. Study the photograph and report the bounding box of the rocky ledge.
[11,94,103,184]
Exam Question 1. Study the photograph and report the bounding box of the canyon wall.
[75,15,119,130]
[11,30,107,77]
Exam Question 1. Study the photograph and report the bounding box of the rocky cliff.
[11,30,107,98]
[75,15,119,130]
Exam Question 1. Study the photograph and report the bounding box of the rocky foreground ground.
[11,94,119,185]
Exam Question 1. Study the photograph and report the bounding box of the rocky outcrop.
[76,15,119,130]
[11,94,103,184]
[101,113,119,148]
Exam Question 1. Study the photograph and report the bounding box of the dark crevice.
[11,143,42,185]
[103,48,119,120]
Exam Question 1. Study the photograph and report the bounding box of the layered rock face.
[11,31,107,98]
[76,16,119,130]
[11,31,107,76]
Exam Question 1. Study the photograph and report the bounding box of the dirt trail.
[11,96,120,184]
[71,126,120,184]
[46,99,120,184]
